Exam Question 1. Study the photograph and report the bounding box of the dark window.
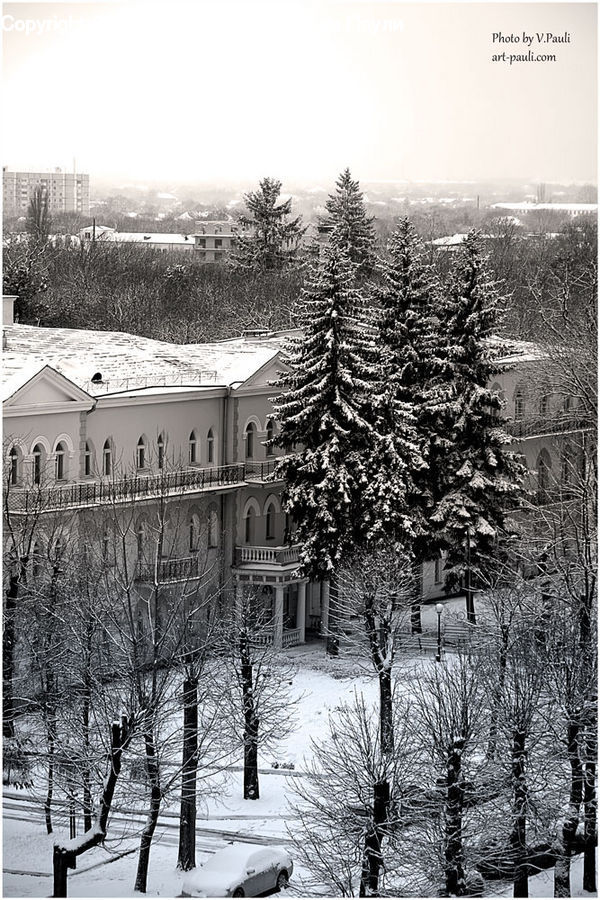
[157,435,164,470]
[207,429,214,464]
[245,423,256,459]
[9,447,19,485]
[265,420,275,456]
[189,431,197,464]
[265,503,275,540]
[55,442,66,480]
[103,440,112,476]
[32,444,43,485]
[84,442,92,476]
[137,437,146,470]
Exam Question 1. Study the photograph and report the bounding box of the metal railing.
[6,463,248,513]
[243,459,283,482]
[506,414,591,439]
[235,545,301,566]
[135,555,201,583]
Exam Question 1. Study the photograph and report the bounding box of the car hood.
[181,871,237,897]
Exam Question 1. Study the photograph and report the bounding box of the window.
[55,442,66,480]
[32,541,42,578]
[197,238,206,248]
[189,431,197,465]
[539,395,549,417]
[563,395,573,413]
[514,390,525,421]
[207,429,214,464]
[32,444,43,485]
[536,449,552,504]
[9,446,19,486]
[84,441,92,477]
[157,434,165,470]
[189,515,200,553]
[136,437,146,470]
[265,503,275,540]
[102,529,110,560]
[244,508,255,544]
[103,440,112,477]
[245,422,256,459]
[208,508,218,548]
[136,524,145,562]
[265,420,275,457]
[215,238,222,248]
[435,556,443,584]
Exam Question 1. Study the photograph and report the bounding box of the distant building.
[3,168,90,216]
[77,220,239,260]
[491,202,597,218]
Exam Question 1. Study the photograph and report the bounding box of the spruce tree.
[231,177,305,271]
[273,244,376,578]
[373,218,453,561]
[323,168,376,275]
[432,230,526,584]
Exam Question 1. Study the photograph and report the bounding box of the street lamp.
[435,602,444,663]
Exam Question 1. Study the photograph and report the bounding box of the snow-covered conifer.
[323,168,376,275]
[231,177,305,271]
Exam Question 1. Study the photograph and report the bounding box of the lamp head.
[435,603,444,615]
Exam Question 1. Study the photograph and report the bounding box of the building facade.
[3,168,90,217]
[2,296,588,649]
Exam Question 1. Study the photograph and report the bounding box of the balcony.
[251,627,303,649]
[6,464,247,514]
[235,545,301,567]
[244,459,284,483]
[135,555,201,583]
[506,414,592,440]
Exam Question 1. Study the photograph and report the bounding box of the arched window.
[189,514,200,553]
[265,502,275,540]
[157,434,165,470]
[136,523,145,562]
[189,431,197,465]
[208,507,218,548]
[207,429,214,465]
[103,440,112,477]
[539,395,549,417]
[514,389,525,421]
[536,449,552,504]
[265,420,275,457]
[136,436,146,470]
[32,443,44,485]
[245,422,256,459]
[102,529,111,561]
[32,541,42,578]
[84,441,93,477]
[244,507,256,544]
[55,441,66,480]
[9,446,20,486]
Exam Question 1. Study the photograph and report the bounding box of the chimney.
[3,295,16,326]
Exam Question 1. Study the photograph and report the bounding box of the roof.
[1,325,281,398]
[491,202,597,213]
[108,232,195,245]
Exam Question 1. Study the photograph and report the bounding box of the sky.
[2,0,597,186]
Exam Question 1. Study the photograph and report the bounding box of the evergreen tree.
[231,177,305,271]
[272,244,376,578]
[323,168,376,275]
[372,218,452,561]
[432,231,526,579]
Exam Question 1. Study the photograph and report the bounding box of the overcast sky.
[2,1,597,185]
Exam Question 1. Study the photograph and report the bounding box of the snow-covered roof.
[107,232,195,245]
[1,325,280,398]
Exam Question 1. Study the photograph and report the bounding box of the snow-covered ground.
[3,609,597,898]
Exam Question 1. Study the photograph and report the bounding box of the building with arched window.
[2,309,589,652]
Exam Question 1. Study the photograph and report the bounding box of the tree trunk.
[511,728,528,898]
[359,780,390,897]
[240,633,260,800]
[3,572,21,738]
[487,626,508,760]
[555,718,584,897]
[379,668,394,758]
[134,732,162,893]
[445,739,466,896]
[583,718,597,894]
[45,734,54,835]
[177,678,198,871]
[52,716,130,898]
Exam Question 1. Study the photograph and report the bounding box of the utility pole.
[465,526,476,625]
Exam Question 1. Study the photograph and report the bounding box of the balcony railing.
[235,545,301,566]
[251,627,303,648]
[135,555,201,583]
[244,459,283,482]
[506,414,592,439]
[6,463,247,513]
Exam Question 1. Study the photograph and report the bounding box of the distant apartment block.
[3,168,90,216]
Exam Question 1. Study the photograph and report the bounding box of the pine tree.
[372,218,452,560]
[273,244,376,578]
[432,230,526,579]
[323,168,376,275]
[231,177,305,271]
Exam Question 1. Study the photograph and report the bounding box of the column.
[320,580,330,637]
[297,581,306,644]
[274,585,284,650]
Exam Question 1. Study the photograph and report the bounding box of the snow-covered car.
[180,842,293,898]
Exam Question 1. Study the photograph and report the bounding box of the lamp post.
[435,602,444,663]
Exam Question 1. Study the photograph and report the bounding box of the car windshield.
[202,845,254,872]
